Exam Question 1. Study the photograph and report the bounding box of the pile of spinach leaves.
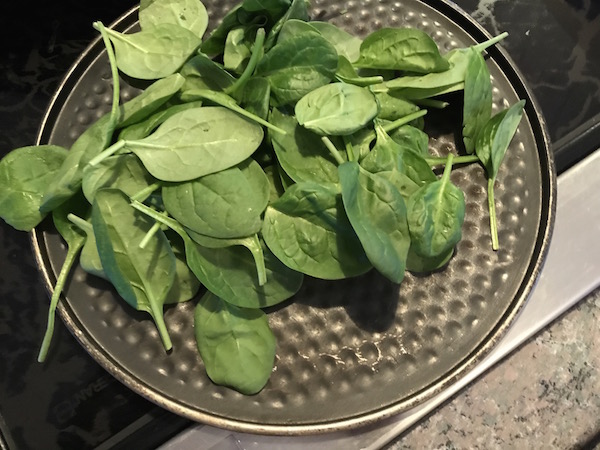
[0,0,525,395]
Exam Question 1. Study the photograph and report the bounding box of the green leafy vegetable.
[139,0,209,38]
[462,48,493,154]
[195,291,276,395]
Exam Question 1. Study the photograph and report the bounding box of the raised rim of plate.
[30,0,556,435]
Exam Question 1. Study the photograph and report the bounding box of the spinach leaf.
[256,32,338,105]
[262,181,371,279]
[339,162,410,283]
[268,107,340,184]
[92,189,176,350]
[117,73,185,129]
[406,246,453,273]
[243,0,291,12]
[40,114,115,213]
[132,201,304,308]
[194,291,276,395]
[462,48,492,154]
[295,82,379,136]
[185,231,267,286]
[407,155,465,258]
[103,24,202,80]
[224,27,253,73]
[164,232,202,304]
[475,99,526,250]
[101,107,264,182]
[276,18,317,44]
[236,77,271,119]
[0,145,68,231]
[118,101,204,141]
[355,28,449,73]
[375,91,420,122]
[37,193,88,362]
[264,0,309,50]
[389,125,429,157]
[180,89,284,134]
[82,153,156,203]
[335,56,384,87]
[179,53,236,92]
[67,213,107,280]
[139,0,209,39]
[162,159,270,239]
[200,4,245,56]
[310,21,362,63]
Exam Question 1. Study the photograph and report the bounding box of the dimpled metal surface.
[32,0,554,434]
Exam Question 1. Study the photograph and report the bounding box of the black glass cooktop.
[0,1,599,449]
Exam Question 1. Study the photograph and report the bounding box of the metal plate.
[31,0,555,435]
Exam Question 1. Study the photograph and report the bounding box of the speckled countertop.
[385,288,600,449]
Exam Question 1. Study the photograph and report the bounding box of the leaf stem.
[67,213,93,233]
[87,140,126,166]
[441,153,454,182]
[425,154,479,167]
[488,177,499,251]
[474,32,509,53]
[130,182,162,202]
[414,98,449,109]
[93,22,121,126]
[148,298,173,351]
[321,137,345,165]
[343,135,356,162]
[361,110,428,146]
[38,242,84,362]
[224,28,265,96]
[248,235,267,286]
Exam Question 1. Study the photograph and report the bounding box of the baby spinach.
[335,56,384,87]
[407,155,465,258]
[406,246,453,273]
[339,162,410,283]
[262,181,372,279]
[116,73,185,129]
[224,27,253,73]
[92,189,176,350]
[102,23,202,79]
[264,0,310,50]
[162,159,269,239]
[92,107,264,182]
[179,53,236,92]
[475,100,526,250]
[462,48,492,154]
[132,201,303,308]
[295,82,379,136]
[185,231,267,286]
[164,232,202,304]
[375,92,420,122]
[0,145,68,231]
[139,0,209,39]
[256,31,338,105]
[355,28,449,73]
[82,153,156,203]
[194,291,276,395]
[67,213,107,280]
[389,125,429,157]
[236,77,271,119]
[310,21,362,63]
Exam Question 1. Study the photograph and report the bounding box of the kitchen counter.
[385,287,600,449]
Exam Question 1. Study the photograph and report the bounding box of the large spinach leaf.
[139,0,209,38]
[194,291,276,395]
[92,189,176,350]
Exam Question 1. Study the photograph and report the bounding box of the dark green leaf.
[295,82,379,136]
[262,181,371,279]
[179,53,236,92]
[339,162,410,283]
[194,291,276,394]
[462,48,492,154]
[0,145,68,231]
[355,28,449,73]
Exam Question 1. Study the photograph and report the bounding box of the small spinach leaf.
[295,82,379,136]
[462,48,492,154]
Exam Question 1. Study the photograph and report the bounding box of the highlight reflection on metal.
[30,0,555,434]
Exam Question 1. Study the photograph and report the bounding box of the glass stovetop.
[0,1,599,449]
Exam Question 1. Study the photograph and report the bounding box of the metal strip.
[161,148,600,449]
